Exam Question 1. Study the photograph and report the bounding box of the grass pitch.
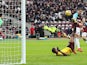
[26,38,87,65]
[0,38,87,65]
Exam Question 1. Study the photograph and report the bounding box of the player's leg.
[74,27,82,52]
[57,47,67,56]
[62,31,70,39]
[82,32,87,43]
[67,35,76,54]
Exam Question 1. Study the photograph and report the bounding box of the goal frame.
[0,0,26,64]
[21,0,26,64]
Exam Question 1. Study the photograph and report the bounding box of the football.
[65,10,72,16]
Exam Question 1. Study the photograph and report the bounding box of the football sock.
[74,38,80,48]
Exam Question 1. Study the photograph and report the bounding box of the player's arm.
[57,47,67,56]
[72,13,78,23]
[59,51,67,56]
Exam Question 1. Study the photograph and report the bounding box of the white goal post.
[0,0,26,65]
[21,0,26,64]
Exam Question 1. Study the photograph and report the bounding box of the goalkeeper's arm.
[57,47,67,56]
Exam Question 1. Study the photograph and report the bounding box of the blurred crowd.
[26,0,87,38]
[0,0,21,20]
[0,0,87,38]
[26,0,87,23]
[1,0,87,23]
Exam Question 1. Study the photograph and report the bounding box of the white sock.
[74,38,80,48]
[85,38,87,43]
[85,38,87,41]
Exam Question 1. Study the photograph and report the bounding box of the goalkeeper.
[52,35,76,56]
[0,14,5,39]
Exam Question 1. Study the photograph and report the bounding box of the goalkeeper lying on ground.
[52,35,76,56]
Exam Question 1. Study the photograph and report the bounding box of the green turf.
[0,38,87,65]
[26,38,87,65]
[0,39,21,64]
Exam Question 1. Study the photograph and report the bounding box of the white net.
[0,0,26,64]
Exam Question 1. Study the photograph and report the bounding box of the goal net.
[0,0,26,65]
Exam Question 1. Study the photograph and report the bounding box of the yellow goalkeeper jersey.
[58,47,72,56]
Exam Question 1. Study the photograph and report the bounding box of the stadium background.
[0,0,87,39]
[0,0,87,65]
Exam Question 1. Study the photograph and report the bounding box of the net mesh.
[0,0,22,64]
